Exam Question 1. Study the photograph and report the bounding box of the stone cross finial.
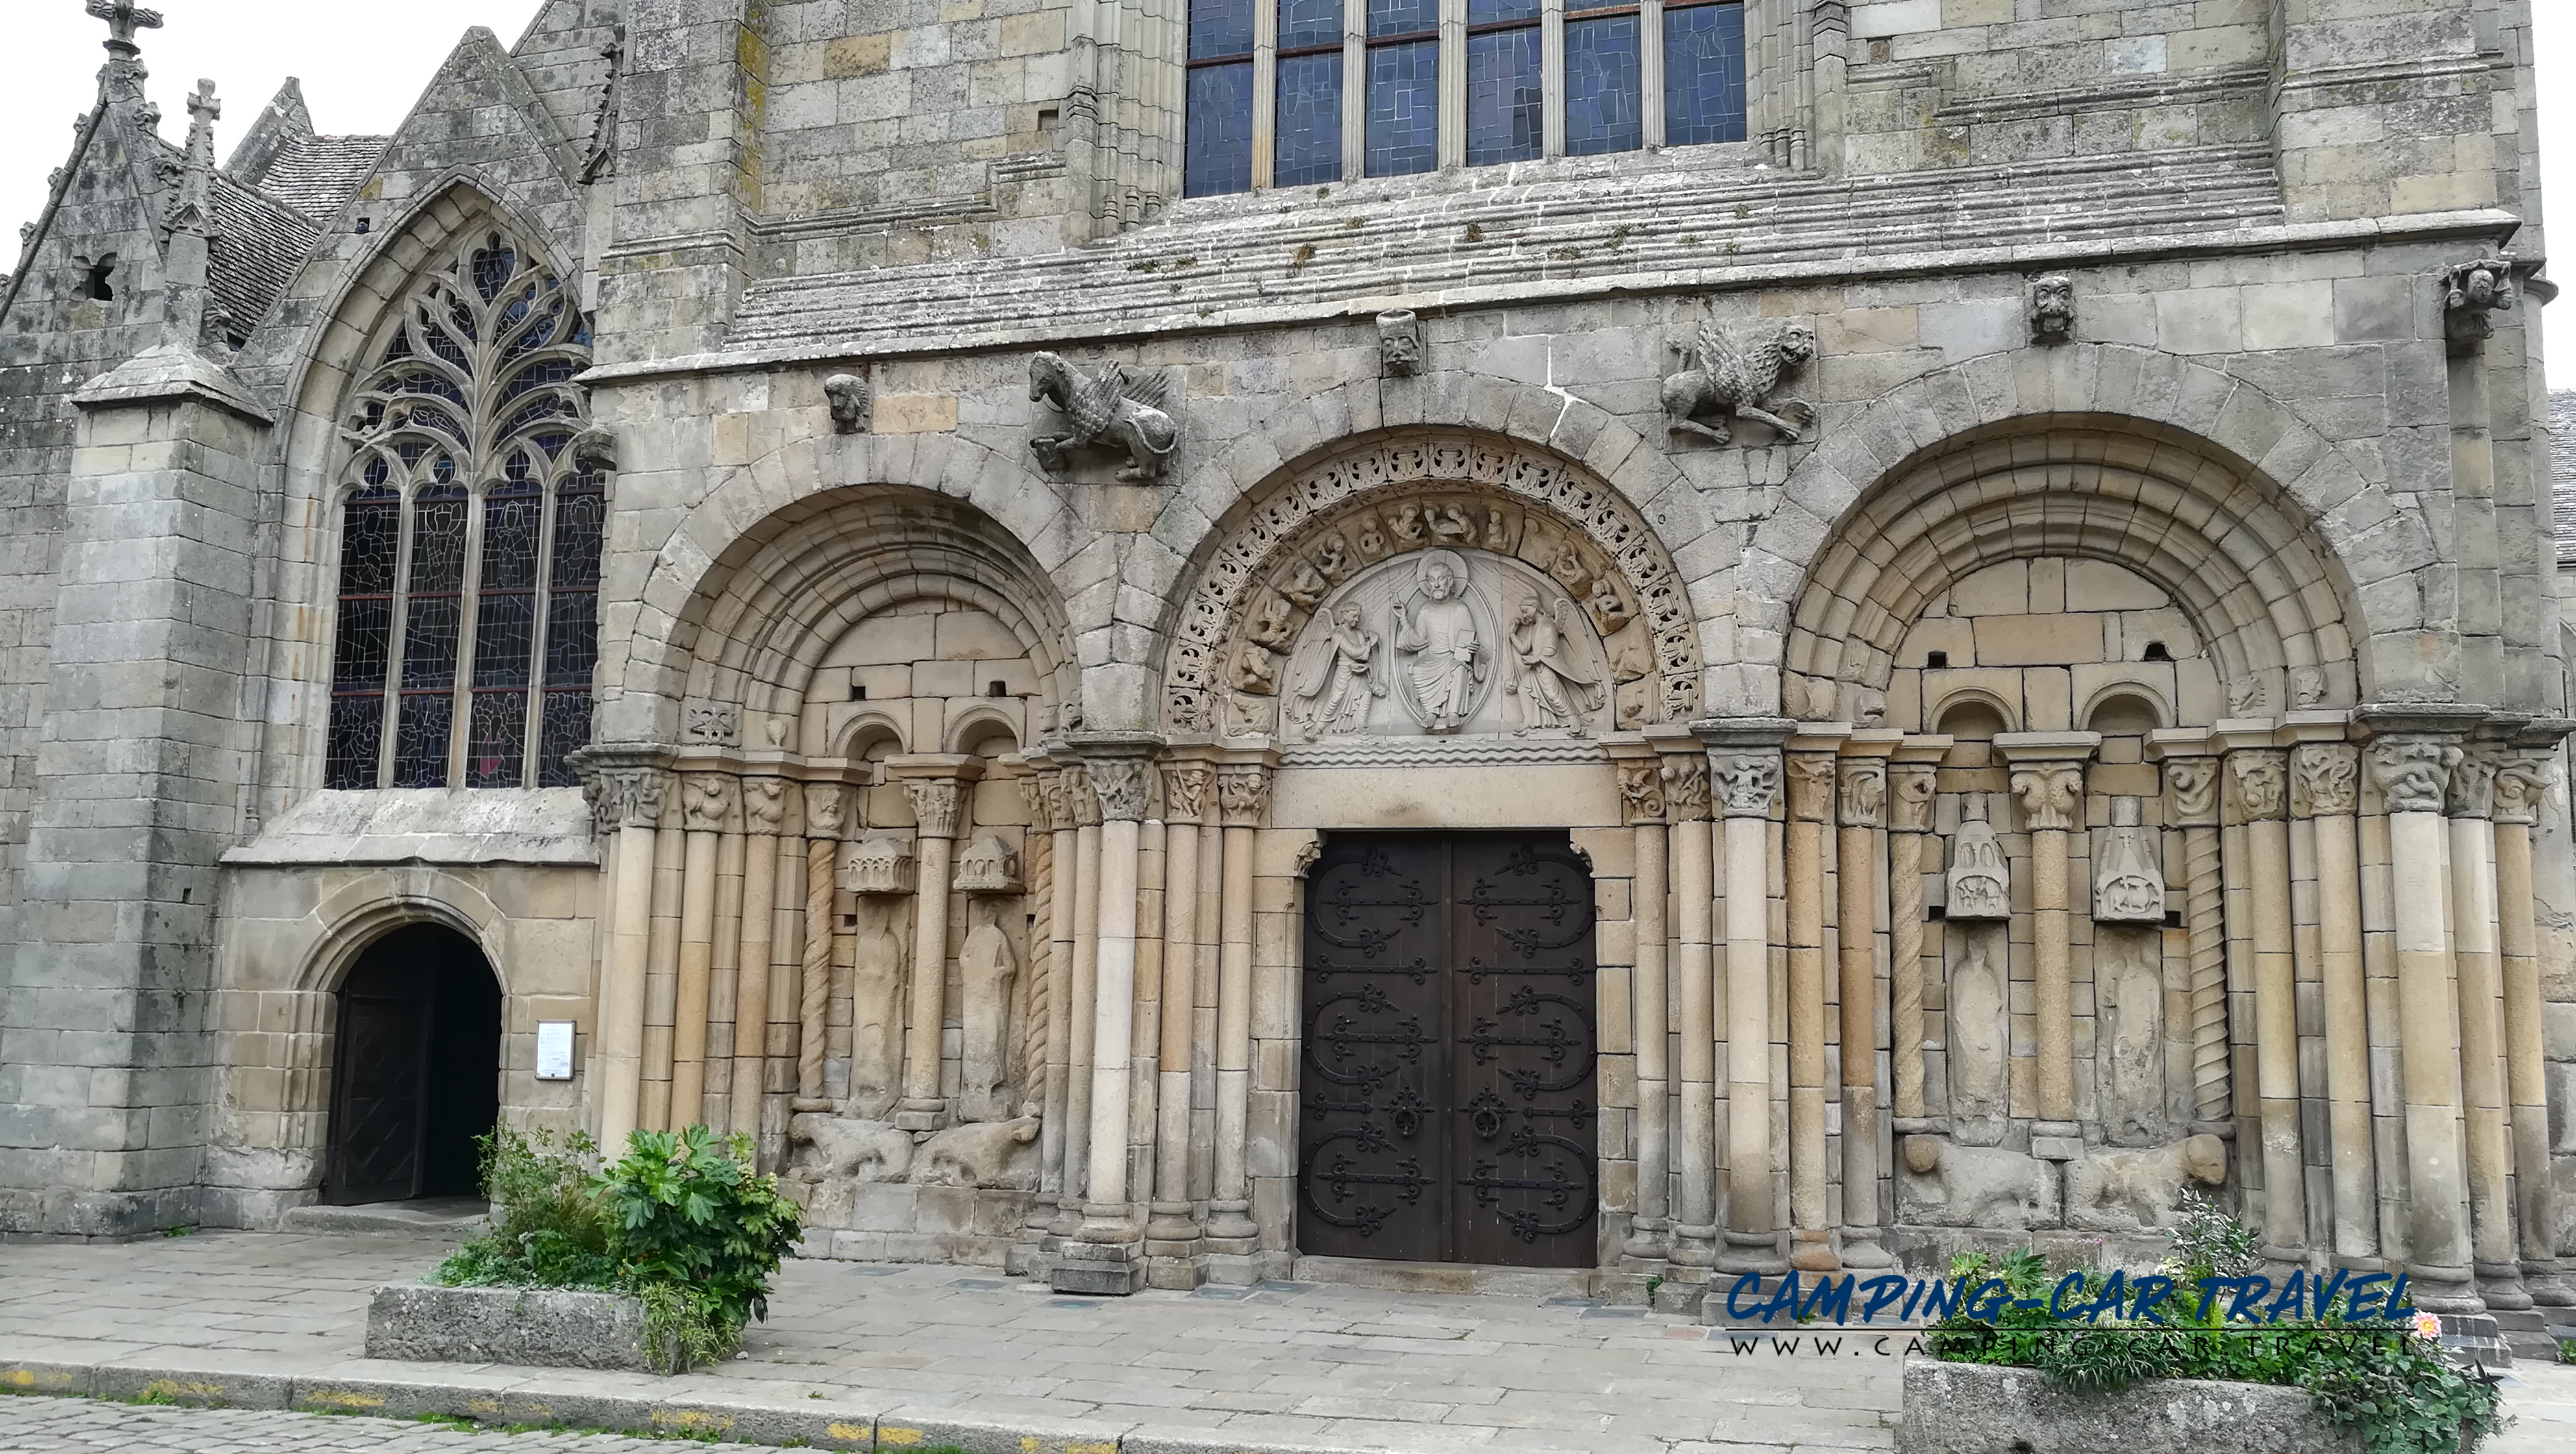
[88,0,164,54]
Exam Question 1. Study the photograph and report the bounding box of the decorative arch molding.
[295,874,510,998]
[1159,432,1704,735]
[1778,415,2370,719]
[1747,342,2442,704]
[661,486,1078,739]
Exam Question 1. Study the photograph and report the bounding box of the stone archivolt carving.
[2011,763,2084,832]
[2369,737,2457,815]
[2029,274,2075,346]
[842,835,915,894]
[1028,351,1177,483]
[824,370,870,434]
[2092,798,2164,923]
[2290,667,2327,709]
[1377,310,1424,376]
[2290,744,2359,818]
[682,773,739,832]
[2228,751,2286,820]
[1709,754,1776,819]
[1661,316,1819,447]
[1944,798,2011,921]
[684,700,741,746]
[1838,759,1886,829]
[952,835,1022,893]
[1618,761,1666,824]
[2494,754,2556,826]
[2164,758,2220,827]
[1162,437,1700,736]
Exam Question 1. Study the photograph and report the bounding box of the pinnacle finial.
[86,0,166,56]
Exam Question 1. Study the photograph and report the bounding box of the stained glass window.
[1276,0,1346,188]
[1366,43,1437,175]
[1564,12,1644,155]
[1464,0,1541,167]
[1665,0,1748,146]
[328,230,601,791]
[1186,0,1257,195]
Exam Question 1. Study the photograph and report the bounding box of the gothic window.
[1186,0,1742,193]
[325,231,601,791]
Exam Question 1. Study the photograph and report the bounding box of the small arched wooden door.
[325,924,502,1204]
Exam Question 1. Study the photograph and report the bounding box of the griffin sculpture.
[1661,318,1819,447]
[1029,351,1179,483]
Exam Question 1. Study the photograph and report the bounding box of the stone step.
[279,1197,489,1239]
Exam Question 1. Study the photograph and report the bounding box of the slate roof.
[208,171,319,339]
[2553,390,2576,565]
[255,134,388,223]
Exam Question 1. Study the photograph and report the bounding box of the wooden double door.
[1297,832,1600,1268]
[325,924,502,1205]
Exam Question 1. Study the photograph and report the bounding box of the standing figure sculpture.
[1289,601,1387,735]
[1504,594,1605,734]
[1028,351,1178,482]
[957,898,1019,1122]
[849,904,906,1118]
[1391,550,1485,732]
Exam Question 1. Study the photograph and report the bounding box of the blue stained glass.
[1191,0,1256,58]
[1467,0,1539,22]
[1366,40,1438,176]
[1369,0,1435,38]
[1276,53,1344,186]
[1565,14,1643,156]
[1280,0,1343,49]
[1664,3,1748,146]
[1186,61,1256,195]
[1465,28,1542,167]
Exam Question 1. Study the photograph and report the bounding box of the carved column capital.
[2010,761,2086,832]
[2225,749,2287,822]
[573,746,672,832]
[2159,755,2222,828]
[1659,755,1711,821]
[2492,753,2558,827]
[1084,759,1150,822]
[1784,752,1837,821]
[1217,763,1273,828]
[2289,743,2359,819]
[1161,763,1215,824]
[1837,758,1887,830]
[904,778,964,838]
[1710,752,1779,819]
[1888,761,1938,833]
[1616,759,1667,825]
[804,781,858,839]
[680,772,741,832]
[1063,763,1101,827]
[2367,735,2460,815]
[741,774,791,834]
[2444,742,2501,820]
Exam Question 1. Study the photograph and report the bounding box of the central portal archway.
[325,924,502,1205]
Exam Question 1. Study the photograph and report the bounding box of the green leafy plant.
[2162,1188,2260,1284]
[593,1125,804,1372]
[432,1126,614,1292]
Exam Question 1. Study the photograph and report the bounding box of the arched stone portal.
[324,923,502,1205]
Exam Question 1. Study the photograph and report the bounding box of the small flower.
[2413,1310,2444,1340]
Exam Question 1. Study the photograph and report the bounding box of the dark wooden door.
[326,965,435,1205]
[1298,832,1598,1267]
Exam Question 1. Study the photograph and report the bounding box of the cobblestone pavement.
[0,1232,2569,1453]
[0,1397,668,1451]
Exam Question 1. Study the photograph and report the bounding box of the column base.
[1668,1223,1717,1270]
[1838,1229,1894,1269]
[1050,1242,1145,1296]
[1048,1195,1082,1238]
[2405,1266,2485,1316]
[1145,1251,1207,1290]
[2523,1261,2576,1308]
[1203,1200,1256,1245]
[1620,1215,1670,1264]
[2474,1262,2533,1311]
[1787,1228,1839,1272]
[1716,1229,1787,1276]
[1144,1201,1197,1244]
[1202,1251,1260,1285]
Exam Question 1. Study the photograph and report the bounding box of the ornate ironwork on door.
[1298,833,1598,1267]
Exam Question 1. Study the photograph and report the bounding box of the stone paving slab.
[0,1231,2566,1453]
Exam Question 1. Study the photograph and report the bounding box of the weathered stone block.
[363,1283,655,1374]
[1894,1358,2361,1454]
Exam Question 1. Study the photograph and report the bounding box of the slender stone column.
[2495,745,2575,1305]
[643,807,684,1131]
[2151,741,2230,1133]
[2368,721,2481,1312]
[2001,735,2093,1145]
[1709,732,1787,1276]
[672,774,736,1129]
[730,778,786,1139]
[796,782,854,1111]
[890,756,978,1127]
[1205,759,1272,1253]
[1019,764,1072,1259]
[581,755,666,1153]
[2446,742,2527,1309]
[1887,746,1942,1129]
[1782,747,1837,1272]
[1148,759,1214,1282]
[708,795,747,1129]
[1837,743,1894,1268]
[2293,743,2375,1263]
[2227,745,2306,1259]
[1613,750,1670,1267]
[1059,764,1102,1227]
[1661,755,1715,1272]
[1058,745,1154,1294]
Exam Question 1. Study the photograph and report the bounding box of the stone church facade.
[3,0,2573,1317]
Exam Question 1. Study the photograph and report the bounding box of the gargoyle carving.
[1029,351,1178,482]
[2029,274,2075,345]
[2440,256,2516,355]
[823,371,869,434]
[1661,317,1818,447]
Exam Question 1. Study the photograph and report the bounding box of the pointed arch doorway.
[325,924,503,1205]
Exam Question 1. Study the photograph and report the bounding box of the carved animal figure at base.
[908,1116,1041,1189]
[1897,1138,2060,1231]
[2064,1134,2228,1232]
[1661,318,1818,447]
[786,1113,914,1184]
[1028,351,1178,482]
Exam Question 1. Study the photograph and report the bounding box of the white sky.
[2,2,2573,387]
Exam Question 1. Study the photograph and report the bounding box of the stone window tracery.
[1185,0,1742,193]
[325,230,601,791]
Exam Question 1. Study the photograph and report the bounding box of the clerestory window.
[1185,0,1743,195]
[325,232,602,791]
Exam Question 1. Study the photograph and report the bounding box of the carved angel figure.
[1028,351,1178,482]
[1504,595,1605,735]
[1289,602,1387,735]
[1661,318,1819,447]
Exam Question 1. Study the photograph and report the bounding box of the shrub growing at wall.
[432,1124,803,1372]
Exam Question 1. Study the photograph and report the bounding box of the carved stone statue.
[909,1117,1041,1189]
[952,835,1022,893]
[1944,798,2011,921]
[2440,256,2516,354]
[2029,274,2075,345]
[1947,926,2011,1147]
[1503,593,1605,735]
[2064,1135,2227,1231]
[1392,550,1486,732]
[2092,797,2164,922]
[1028,351,1178,482]
[2097,925,2166,1146]
[1377,310,1424,376]
[1288,600,1386,735]
[849,901,906,1119]
[786,1113,913,1185]
[1661,317,1819,447]
[956,898,1019,1122]
[1898,1139,2059,1230]
[824,371,870,434]
[841,835,913,894]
